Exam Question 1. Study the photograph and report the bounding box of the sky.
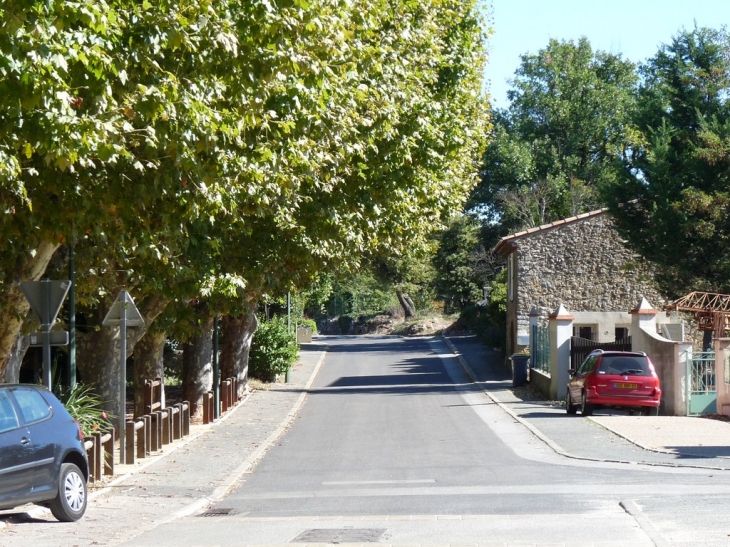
[486,0,730,108]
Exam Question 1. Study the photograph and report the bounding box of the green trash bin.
[510,354,529,387]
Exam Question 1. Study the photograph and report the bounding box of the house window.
[615,327,629,341]
[574,326,593,340]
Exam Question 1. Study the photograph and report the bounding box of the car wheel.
[580,391,593,416]
[642,406,659,416]
[50,463,87,522]
[565,391,578,415]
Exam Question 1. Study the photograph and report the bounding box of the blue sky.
[486,0,730,108]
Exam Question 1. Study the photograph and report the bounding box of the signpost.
[20,280,72,389]
[103,290,144,465]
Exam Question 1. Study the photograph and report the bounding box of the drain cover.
[291,528,387,543]
[198,507,237,517]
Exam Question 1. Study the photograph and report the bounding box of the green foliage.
[338,315,355,335]
[603,26,730,295]
[433,215,491,312]
[248,316,299,382]
[0,0,491,384]
[470,37,638,232]
[297,317,318,335]
[56,383,114,437]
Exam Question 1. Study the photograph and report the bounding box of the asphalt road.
[121,336,730,546]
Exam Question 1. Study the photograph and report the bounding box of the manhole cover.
[198,507,238,517]
[291,528,387,543]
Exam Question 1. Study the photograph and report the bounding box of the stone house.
[493,209,674,356]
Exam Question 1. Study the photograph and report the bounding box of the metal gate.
[687,351,717,415]
[570,337,632,370]
[530,325,550,374]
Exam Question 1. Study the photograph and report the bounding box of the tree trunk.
[182,311,214,421]
[133,328,166,417]
[0,240,60,378]
[220,312,258,398]
[396,290,416,318]
[75,294,171,421]
[2,333,30,384]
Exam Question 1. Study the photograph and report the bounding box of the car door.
[569,355,598,402]
[0,388,34,503]
[9,387,56,493]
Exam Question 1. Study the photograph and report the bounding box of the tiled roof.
[493,208,608,257]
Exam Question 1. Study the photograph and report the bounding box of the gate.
[531,324,550,374]
[687,351,717,416]
[570,337,632,370]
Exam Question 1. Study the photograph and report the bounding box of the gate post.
[714,338,730,416]
[549,304,574,401]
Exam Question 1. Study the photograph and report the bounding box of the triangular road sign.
[20,280,72,326]
[102,290,145,327]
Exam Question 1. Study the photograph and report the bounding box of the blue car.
[0,384,89,521]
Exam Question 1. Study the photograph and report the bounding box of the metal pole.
[213,314,220,420]
[287,292,291,335]
[41,279,52,389]
[68,245,76,390]
[119,291,127,465]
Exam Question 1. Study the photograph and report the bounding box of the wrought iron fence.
[687,351,716,416]
[530,324,550,374]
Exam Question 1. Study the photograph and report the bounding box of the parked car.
[566,350,661,416]
[0,384,89,521]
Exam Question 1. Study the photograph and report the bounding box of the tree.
[470,38,638,233]
[432,214,494,312]
[0,0,490,420]
[603,26,730,295]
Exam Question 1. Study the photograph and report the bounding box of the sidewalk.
[444,334,730,470]
[0,342,327,546]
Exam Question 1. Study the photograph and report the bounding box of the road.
[122,336,730,546]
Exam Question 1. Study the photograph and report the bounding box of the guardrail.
[84,376,242,479]
[202,376,242,424]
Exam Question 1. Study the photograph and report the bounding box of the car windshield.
[598,355,650,375]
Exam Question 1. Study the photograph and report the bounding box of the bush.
[337,314,354,334]
[56,383,114,437]
[249,316,299,382]
[297,317,318,334]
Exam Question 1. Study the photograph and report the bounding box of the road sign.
[20,280,71,326]
[102,290,144,465]
[102,290,145,327]
[20,279,72,390]
[29,331,69,347]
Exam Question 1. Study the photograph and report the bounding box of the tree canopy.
[0,0,490,388]
[603,26,730,296]
[470,38,638,233]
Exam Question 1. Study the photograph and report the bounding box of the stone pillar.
[715,338,730,416]
[549,304,574,401]
[528,306,539,358]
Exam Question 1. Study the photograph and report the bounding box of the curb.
[441,336,730,471]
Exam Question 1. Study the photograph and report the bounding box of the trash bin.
[510,354,529,387]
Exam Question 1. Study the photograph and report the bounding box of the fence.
[687,351,717,415]
[570,336,632,370]
[530,324,550,374]
[84,375,244,478]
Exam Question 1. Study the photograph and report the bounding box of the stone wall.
[515,214,666,334]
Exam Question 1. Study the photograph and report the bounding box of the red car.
[566,350,661,416]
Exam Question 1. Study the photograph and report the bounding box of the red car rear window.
[598,355,650,375]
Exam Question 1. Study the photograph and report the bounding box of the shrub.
[297,317,318,334]
[338,314,354,334]
[249,316,299,382]
[56,383,114,437]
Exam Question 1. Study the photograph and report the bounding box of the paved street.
[3,335,730,546]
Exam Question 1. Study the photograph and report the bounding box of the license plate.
[613,382,638,389]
